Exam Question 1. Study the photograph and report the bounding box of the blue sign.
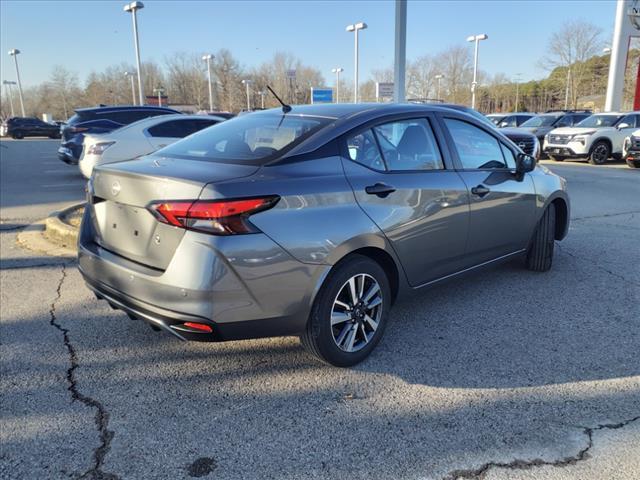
[311,88,333,104]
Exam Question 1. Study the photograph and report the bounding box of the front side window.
[500,143,517,169]
[346,129,385,170]
[444,118,507,170]
[373,118,443,171]
[158,114,329,165]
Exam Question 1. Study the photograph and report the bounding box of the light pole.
[331,67,343,103]
[434,74,444,100]
[124,71,136,105]
[8,49,25,116]
[564,67,571,110]
[241,79,252,110]
[514,73,522,111]
[466,33,488,109]
[259,90,266,109]
[153,86,165,107]
[2,80,16,117]
[346,22,367,103]
[124,2,145,105]
[202,54,214,111]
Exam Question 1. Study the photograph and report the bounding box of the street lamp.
[434,74,444,100]
[2,80,17,117]
[513,73,522,111]
[332,67,343,103]
[241,79,252,110]
[124,71,137,105]
[466,33,488,109]
[346,22,367,103]
[153,85,165,107]
[124,1,145,105]
[259,90,267,109]
[8,49,25,116]
[202,54,214,111]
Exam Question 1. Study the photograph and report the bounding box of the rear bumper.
[78,208,330,342]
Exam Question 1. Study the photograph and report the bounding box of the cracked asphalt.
[1,140,639,480]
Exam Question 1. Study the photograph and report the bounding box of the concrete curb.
[43,202,84,248]
[15,202,84,258]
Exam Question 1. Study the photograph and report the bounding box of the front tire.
[12,131,24,139]
[588,141,610,165]
[626,158,640,168]
[526,204,556,272]
[301,255,391,367]
[548,155,563,162]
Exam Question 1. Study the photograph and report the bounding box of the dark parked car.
[79,103,569,366]
[58,105,180,164]
[516,110,592,145]
[487,113,536,128]
[0,117,61,139]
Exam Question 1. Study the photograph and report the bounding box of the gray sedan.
[79,103,569,366]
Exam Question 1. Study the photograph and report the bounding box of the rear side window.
[444,118,507,170]
[373,118,443,170]
[158,114,329,165]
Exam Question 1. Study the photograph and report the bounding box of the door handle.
[471,185,490,197]
[365,183,396,198]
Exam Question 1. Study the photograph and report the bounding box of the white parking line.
[43,170,71,174]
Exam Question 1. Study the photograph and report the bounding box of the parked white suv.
[543,112,639,165]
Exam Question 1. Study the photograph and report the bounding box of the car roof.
[250,103,450,120]
[74,105,180,114]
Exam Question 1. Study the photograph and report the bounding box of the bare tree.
[542,20,603,108]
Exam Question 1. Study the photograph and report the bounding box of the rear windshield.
[157,114,331,165]
[521,115,559,127]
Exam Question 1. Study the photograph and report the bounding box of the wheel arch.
[590,136,613,153]
[541,193,569,240]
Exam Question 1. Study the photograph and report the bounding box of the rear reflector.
[149,196,279,235]
[183,322,213,333]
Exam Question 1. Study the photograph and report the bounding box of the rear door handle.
[471,185,490,197]
[365,183,396,198]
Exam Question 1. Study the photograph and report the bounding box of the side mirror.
[516,153,536,175]
[618,122,630,130]
[499,121,509,128]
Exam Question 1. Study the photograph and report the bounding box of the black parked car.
[58,105,180,164]
[1,117,61,139]
[487,113,536,128]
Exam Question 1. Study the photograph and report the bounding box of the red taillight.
[183,322,213,333]
[149,196,279,235]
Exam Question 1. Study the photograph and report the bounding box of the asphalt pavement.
[1,140,639,480]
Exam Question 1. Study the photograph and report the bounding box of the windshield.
[157,113,331,165]
[521,115,559,127]
[576,115,622,128]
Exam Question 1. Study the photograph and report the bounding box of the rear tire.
[526,204,556,272]
[300,255,391,367]
[588,141,610,165]
[548,155,563,162]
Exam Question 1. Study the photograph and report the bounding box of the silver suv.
[79,104,569,366]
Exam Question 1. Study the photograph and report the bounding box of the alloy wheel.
[592,144,608,164]
[330,273,383,353]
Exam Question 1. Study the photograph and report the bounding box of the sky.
[0,0,617,89]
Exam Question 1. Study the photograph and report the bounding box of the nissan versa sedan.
[79,103,569,367]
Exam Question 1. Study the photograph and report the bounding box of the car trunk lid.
[88,155,259,269]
